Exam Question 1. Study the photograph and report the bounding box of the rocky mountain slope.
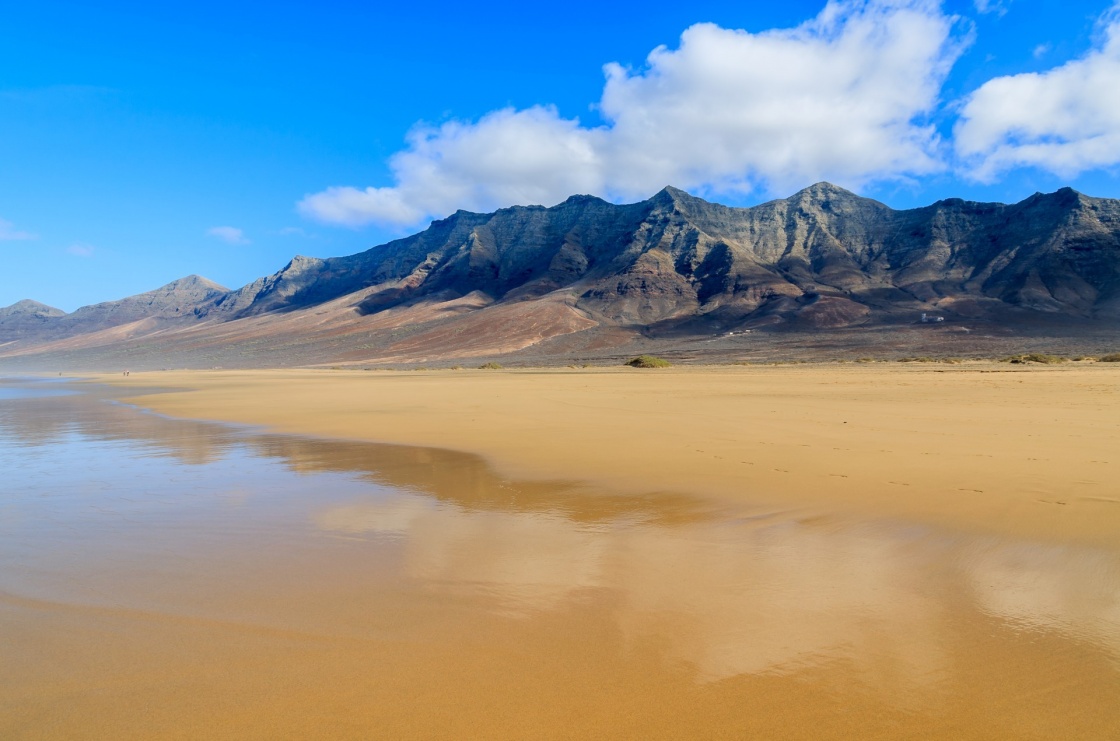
[2,184,1118,367]
[199,182,1120,329]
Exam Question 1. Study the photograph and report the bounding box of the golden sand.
[4,367,1119,739]
[108,362,1120,546]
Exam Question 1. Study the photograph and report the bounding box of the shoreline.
[95,362,1120,548]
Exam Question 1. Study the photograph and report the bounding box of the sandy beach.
[105,362,1120,546]
[5,368,1120,739]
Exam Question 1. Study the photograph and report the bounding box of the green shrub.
[627,355,671,368]
[1099,353,1120,362]
[478,361,503,369]
[1001,353,1067,364]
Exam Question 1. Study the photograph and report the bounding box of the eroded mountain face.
[4,184,1120,349]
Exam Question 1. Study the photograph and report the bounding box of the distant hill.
[0,299,65,319]
[2,184,1119,368]
[0,275,230,343]
[0,299,66,343]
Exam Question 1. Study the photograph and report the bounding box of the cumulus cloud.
[955,3,1120,181]
[299,0,966,229]
[0,217,37,241]
[299,106,608,227]
[206,225,250,245]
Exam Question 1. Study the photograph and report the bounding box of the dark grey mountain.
[3,184,1119,358]
[199,182,1120,329]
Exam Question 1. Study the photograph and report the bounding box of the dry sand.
[105,362,1120,547]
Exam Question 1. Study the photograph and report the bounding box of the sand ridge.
[101,363,1120,546]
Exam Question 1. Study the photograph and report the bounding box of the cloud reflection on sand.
[314,494,1120,685]
[316,495,607,615]
[5,380,1118,695]
[962,541,1120,649]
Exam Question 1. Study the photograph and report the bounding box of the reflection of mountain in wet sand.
[4,381,1120,739]
[0,383,715,525]
[5,383,1120,682]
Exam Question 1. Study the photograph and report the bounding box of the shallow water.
[1,380,1118,739]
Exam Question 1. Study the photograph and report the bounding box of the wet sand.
[4,370,1120,739]
[106,363,1120,546]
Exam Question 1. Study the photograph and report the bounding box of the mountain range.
[2,183,1119,369]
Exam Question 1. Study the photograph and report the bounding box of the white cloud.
[299,106,606,227]
[1033,42,1051,59]
[66,243,94,257]
[206,225,250,245]
[299,0,966,229]
[0,217,36,241]
[955,4,1120,181]
[973,0,1010,16]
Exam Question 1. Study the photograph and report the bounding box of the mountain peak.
[652,185,693,200]
[557,193,609,208]
[0,299,66,318]
[283,255,325,271]
[791,182,860,200]
[159,275,229,293]
[648,185,705,211]
[1020,186,1090,212]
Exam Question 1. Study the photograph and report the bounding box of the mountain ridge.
[2,183,1119,367]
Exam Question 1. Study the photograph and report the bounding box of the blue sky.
[3,0,1120,311]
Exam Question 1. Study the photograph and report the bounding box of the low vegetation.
[1099,353,1120,362]
[627,355,671,368]
[478,361,503,369]
[1000,353,1068,364]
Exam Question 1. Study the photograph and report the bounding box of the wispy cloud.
[299,0,968,229]
[277,226,317,238]
[206,226,250,245]
[66,243,95,257]
[974,0,1010,17]
[0,217,37,241]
